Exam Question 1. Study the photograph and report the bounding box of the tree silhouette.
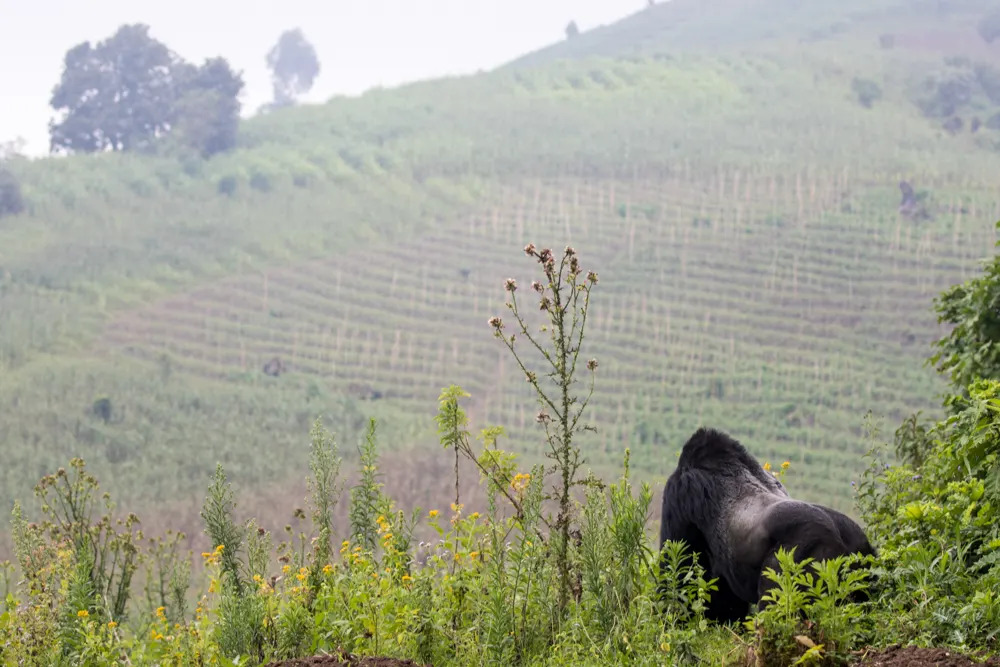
[49,24,244,157]
[49,24,180,153]
[266,28,321,108]
[171,58,245,157]
[979,11,1000,44]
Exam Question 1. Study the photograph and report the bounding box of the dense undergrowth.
[2,239,1000,666]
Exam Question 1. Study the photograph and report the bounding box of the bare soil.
[857,645,1000,667]
[263,653,428,667]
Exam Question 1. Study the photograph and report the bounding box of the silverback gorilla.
[658,427,875,623]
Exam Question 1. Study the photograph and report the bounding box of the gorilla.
[658,427,875,623]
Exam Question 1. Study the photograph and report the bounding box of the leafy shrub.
[979,11,1000,44]
[0,166,25,218]
[749,548,873,666]
[217,174,238,196]
[851,77,883,109]
[919,73,975,118]
[975,63,1000,105]
[856,381,1000,654]
[928,221,1000,394]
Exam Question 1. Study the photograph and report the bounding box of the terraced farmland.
[97,168,1000,511]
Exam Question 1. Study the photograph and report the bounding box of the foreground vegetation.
[2,238,999,666]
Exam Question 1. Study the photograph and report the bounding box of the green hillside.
[1,0,1000,548]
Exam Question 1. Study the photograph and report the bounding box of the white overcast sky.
[0,0,645,156]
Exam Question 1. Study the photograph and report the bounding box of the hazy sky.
[1,0,644,157]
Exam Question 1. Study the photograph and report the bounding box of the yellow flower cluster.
[511,473,531,493]
[201,544,225,566]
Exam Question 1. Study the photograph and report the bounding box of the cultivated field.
[93,168,1000,513]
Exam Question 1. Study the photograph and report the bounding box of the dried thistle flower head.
[536,411,551,423]
[587,358,599,371]
[488,316,504,330]
[505,278,517,292]
[531,281,543,293]
[524,243,536,256]
[564,246,576,257]
[587,271,598,284]
[539,248,553,264]
[539,296,551,311]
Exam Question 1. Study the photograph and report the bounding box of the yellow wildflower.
[781,461,790,469]
[511,473,532,492]
[253,574,262,583]
[77,609,89,618]
[322,564,333,574]
[469,551,480,560]
[107,621,117,629]
[428,509,439,518]
[215,544,224,553]
[763,462,772,471]
[156,606,166,619]
[282,565,291,575]
[402,575,413,582]
[469,512,480,521]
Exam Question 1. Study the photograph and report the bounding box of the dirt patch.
[858,645,1000,667]
[263,653,429,667]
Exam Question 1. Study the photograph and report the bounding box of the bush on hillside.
[0,166,25,218]
[851,77,883,109]
[929,220,1000,395]
[856,379,1000,654]
[978,11,1000,44]
[918,71,976,118]
[975,63,1000,105]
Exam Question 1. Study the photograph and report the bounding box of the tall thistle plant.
[488,243,600,612]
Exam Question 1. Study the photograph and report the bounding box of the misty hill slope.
[1,2,999,536]
[507,0,998,67]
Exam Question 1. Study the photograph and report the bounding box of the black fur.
[658,427,875,623]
